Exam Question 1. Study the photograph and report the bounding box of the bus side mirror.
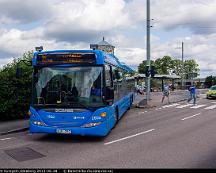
[16,67,23,79]
[105,87,114,103]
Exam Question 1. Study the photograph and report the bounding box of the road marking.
[204,105,216,110]
[0,138,12,141]
[162,103,180,108]
[190,104,206,109]
[211,102,216,104]
[138,111,148,114]
[176,104,193,109]
[104,129,155,145]
[181,113,201,121]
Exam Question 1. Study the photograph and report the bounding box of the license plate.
[56,129,72,134]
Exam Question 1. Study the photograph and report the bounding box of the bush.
[0,51,33,121]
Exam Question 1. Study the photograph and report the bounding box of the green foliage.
[184,59,199,79]
[138,60,154,74]
[0,51,33,120]
[205,75,216,88]
[155,56,174,75]
[138,56,200,78]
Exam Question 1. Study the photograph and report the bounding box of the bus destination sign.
[36,53,96,65]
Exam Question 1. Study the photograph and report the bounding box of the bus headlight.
[81,122,101,128]
[33,121,47,126]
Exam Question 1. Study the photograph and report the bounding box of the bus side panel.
[106,106,116,130]
[115,92,133,119]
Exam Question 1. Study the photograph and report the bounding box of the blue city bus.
[29,49,135,136]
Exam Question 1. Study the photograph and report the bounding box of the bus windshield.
[32,66,105,109]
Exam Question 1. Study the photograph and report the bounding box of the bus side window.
[105,65,112,87]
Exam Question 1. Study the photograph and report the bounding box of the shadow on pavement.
[32,133,106,144]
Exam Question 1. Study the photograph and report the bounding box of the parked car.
[206,85,216,99]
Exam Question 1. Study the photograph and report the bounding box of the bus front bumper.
[29,120,109,137]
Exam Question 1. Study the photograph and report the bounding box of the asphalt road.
[1,95,216,169]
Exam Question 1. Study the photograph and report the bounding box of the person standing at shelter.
[188,83,196,105]
[162,83,170,104]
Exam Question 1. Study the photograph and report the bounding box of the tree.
[138,60,154,74]
[205,75,216,88]
[0,51,33,120]
[139,56,200,77]
[160,56,175,74]
[183,59,199,79]
[172,59,183,76]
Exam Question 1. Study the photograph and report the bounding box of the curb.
[0,127,29,136]
[136,104,156,109]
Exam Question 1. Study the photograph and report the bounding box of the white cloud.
[0,0,216,78]
[152,0,216,34]
[0,0,52,24]
[44,0,131,42]
[150,33,216,77]
[115,47,146,66]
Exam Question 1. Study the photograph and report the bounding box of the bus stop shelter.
[135,74,181,91]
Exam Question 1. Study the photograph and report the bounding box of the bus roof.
[33,49,135,73]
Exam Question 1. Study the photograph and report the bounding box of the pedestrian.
[162,83,170,103]
[136,84,144,95]
[188,83,196,105]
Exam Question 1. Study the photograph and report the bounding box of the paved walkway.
[133,89,208,108]
[0,89,208,136]
[0,118,29,135]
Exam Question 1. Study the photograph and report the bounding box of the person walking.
[162,83,170,104]
[188,83,196,105]
[136,84,144,95]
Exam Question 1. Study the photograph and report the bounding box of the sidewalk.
[0,118,29,136]
[0,89,208,136]
[133,89,208,108]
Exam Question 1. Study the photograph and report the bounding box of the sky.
[0,0,216,77]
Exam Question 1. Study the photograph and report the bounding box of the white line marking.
[190,105,206,109]
[176,104,193,108]
[204,105,216,110]
[162,103,180,108]
[104,129,155,145]
[181,113,201,121]
[0,138,11,141]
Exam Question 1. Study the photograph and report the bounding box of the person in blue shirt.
[188,83,196,105]
[90,84,101,97]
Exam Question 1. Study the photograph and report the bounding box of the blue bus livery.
[29,49,135,136]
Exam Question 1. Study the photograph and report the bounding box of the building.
[90,37,115,54]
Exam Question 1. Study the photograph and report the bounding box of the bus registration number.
[56,129,72,134]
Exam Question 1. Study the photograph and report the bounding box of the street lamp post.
[181,42,184,89]
[176,42,184,89]
[146,0,151,101]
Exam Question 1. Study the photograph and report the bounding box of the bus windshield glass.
[33,66,105,108]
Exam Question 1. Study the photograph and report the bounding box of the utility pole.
[181,42,184,89]
[146,0,151,101]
